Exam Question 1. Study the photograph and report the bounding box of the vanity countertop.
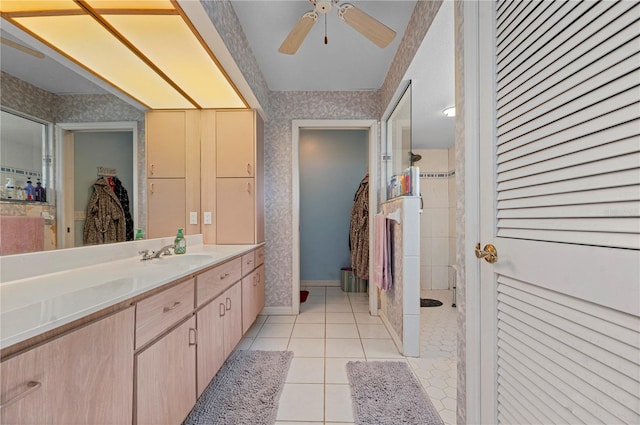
[0,243,260,353]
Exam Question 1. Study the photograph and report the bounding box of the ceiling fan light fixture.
[442,106,456,117]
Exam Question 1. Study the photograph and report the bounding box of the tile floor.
[236,286,457,425]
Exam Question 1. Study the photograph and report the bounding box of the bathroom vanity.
[0,237,265,424]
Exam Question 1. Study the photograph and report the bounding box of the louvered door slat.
[498,334,627,424]
[497,173,639,203]
[498,137,638,183]
[498,61,639,138]
[497,364,576,424]
[496,0,525,36]
[497,1,564,58]
[497,4,639,112]
[498,310,640,398]
[497,152,639,192]
[497,386,539,425]
[499,347,596,423]
[496,0,542,54]
[497,1,607,86]
[497,228,638,249]
[498,201,638,219]
[497,104,639,161]
[498,217,637,233]
[497,120,639,174]
[497,374,558,424]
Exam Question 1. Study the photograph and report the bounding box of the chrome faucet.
[151,244,175,259]
[138,244,174,261]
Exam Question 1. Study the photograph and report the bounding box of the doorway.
[56,121,138,249]
[292,120,378,316]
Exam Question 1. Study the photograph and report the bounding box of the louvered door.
[477,1,640,423]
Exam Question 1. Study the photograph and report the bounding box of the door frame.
[56,121,138,249]
[462,0,483,423]
[291,120,378,316]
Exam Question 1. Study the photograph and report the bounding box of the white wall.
[416,147,456,290]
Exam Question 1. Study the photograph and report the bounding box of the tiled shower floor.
[236,286,457,425]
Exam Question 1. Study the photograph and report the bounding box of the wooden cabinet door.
[147,178,186,238]
[196,298,226,396]
[0,308,134,425]
[223,282,243,357]
[147,111,185,178]
[216,178,255,244]
[136,316,196,425]
[241,270,257,334]
[216,110,254,177]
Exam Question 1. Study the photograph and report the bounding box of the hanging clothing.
[349,175,369,279]
[83,177,126,245]
[112,176,134,241]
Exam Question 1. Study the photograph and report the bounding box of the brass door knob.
[475,243,498,263]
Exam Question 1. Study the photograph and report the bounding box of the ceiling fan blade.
[278,11,317,55]
[339,4,396,48]
[0,37,45,59]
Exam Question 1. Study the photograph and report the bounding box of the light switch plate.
[204,211,212,225]
[189,211,198,225]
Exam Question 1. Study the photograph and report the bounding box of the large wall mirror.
[383,81,412,201]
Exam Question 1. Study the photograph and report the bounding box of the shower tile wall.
[416,148,456,290]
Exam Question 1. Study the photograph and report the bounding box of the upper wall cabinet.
[146,111,186,178]
[216,110,256,178]
[146,111,201,238]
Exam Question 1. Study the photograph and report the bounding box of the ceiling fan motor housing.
[315,1,332,13]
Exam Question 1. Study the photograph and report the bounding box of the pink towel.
[0,216,45,255]
[373,215,386,290]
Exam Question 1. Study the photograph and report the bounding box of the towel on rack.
[373,214,395,291]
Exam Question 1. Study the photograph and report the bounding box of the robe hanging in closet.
[349,176,369,278]
[83,177,126,245]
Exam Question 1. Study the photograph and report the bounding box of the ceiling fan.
[279,0,396,55]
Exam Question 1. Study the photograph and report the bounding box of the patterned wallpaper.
[1,74,147,234]
[264,91,379,306]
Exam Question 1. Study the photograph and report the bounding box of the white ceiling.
[0,0,454,149]
[231,1,416,91]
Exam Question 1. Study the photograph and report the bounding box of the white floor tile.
[300,303,325,313]
[249,337,289,351]
[257,323,295,338]
[326,323,359,339]
[255,315,267,324]
[357,324,391,339]
[295,312,326,324]
[286,357,325,384]
[353,312,382,325]
[362,339,403,359]
[266,315,297,324]
[287,338,325,357]
[277,384,324,422]
[291,323,325,339]
[325,357,361,384]
[325,384,354,422]
[325,303,353,313]
[234,337,253,350]
[326,312,356,324]
[244,321,264,337]
[326,338,365,358]
[350,302,370,312]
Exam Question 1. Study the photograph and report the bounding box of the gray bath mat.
[347,361,444,425]
[183,350,293,425]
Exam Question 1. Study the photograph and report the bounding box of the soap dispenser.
[25,179,35,201]
[5,178,14,199]
[35,180,46,202]
[174,228,186,254]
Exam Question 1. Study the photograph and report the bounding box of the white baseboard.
[300,280,340,287]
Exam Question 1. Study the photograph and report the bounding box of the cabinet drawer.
[197,258,241,306]
[136,279,194,348]
[255,246,265,267]
[241,251,255,276]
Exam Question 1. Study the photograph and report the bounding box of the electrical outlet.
[204,212,212,225]
[189,211,198,225]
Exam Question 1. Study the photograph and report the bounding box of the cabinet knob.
[226,297,232,310]
[162,301,181,313]
[188,328,198,346]
[220,273,230,281]
[150,183,155,194]
[247,163,251,175]
[150,164,155,176]
[219,303,226,317]
[247,182,252,194]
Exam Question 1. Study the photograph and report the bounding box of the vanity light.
[0,0,247,110]
[442,106,456,117]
